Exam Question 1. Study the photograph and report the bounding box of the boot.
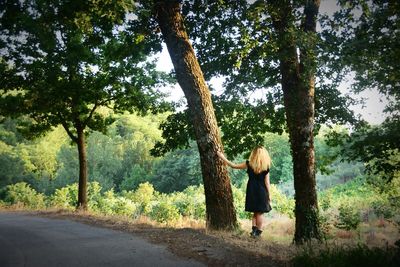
[250,226,258,237]
[254,229,263,237]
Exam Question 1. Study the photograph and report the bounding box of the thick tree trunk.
[154,1,237,230]
[281,61,321,243]
[76,126,88,210]
[270,0,322,243]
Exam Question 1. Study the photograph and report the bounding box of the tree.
[322,0,400,181]
[150,142,202,193]
[264,0,323,243]
[152,0,238,230]
[0,0,169,209]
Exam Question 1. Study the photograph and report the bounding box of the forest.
[0,0,399,266]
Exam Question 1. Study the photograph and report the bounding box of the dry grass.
[335,229,354,239]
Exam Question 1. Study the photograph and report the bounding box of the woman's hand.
[216,151,225,159]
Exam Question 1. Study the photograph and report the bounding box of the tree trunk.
[76,125,88,210]
[270,0,322,243]
[154,0,237,230]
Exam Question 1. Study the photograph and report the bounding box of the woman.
[217,146,272,237]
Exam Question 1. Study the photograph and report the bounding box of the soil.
[25,210,292,267]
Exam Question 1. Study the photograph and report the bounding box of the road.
[0,212,204,267]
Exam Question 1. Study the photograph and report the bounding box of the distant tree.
[120,164,149,192]
[0,0,170,209]
[150,142,202,193]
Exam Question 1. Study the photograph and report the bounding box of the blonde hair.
[249,146,271,174]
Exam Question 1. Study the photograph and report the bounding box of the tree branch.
[58,114,78,143]
[83,101,99,128]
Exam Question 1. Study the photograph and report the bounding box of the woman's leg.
[255,212,263,230]
[252,213,257,227]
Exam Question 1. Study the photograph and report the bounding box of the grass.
[292,243,400,267]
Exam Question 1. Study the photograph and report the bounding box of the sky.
[154,0,388,125]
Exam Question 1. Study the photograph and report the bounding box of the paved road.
[0,212,204,267]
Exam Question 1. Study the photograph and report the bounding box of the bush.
[335,202,361,230]
[372,197,395,219]
[91,188,115,215]
[111,196,137,217]
[122,182,155,216]
[87,182,104,211]
[269,184,295,218]
[5,182,46,209]
[49,184,78,210]
[319,191,333,211]
[292,243,400,267]
[231,185,250,219]
[177,185,205,219]
[150,199,181,224]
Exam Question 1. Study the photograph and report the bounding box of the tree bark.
[76,125,88,210]
[269,0,322,243]
[154,0,237,230]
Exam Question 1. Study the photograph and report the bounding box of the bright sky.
[154,0,388,125]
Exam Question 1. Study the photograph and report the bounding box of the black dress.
[245,160,272,213]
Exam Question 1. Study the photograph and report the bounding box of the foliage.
[327,123,400,182]
[0,0,171,208]
[4,182,45,209]
[322,1,400,181]
[122,182,155,216]
[231,184,249,219]
[370,171,400,219]
[0,0,169,140]
[322,176,376,211]
[335,202,361,231]
[0,113,365,197]
[149,142,202,193]
[151,0,357,158]
[119,164,148,192]
[292,243,400,267]
[269,184,295,218]
[49,184,78,210]
[150,198,181,224]
[319,190,332,212]
[169,185,206,220]
[94,189,137,217]
[264,132,293,184]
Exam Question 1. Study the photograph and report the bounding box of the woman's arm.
[217,151,247,169]
[265,173,271,202]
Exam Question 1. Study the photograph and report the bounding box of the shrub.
[372,197,394,219]
[231,185,250,219]
[122,182,155,216]
[87,182,104,211]
[335,202,361,230]
[319,190,333,211]
[179,185,205,219]
[150,199,181,224]
[269,184,295,218]
[292,243,400,267]
[111,196,137,216]
[5,182,46,209]
[50,184,78,210]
